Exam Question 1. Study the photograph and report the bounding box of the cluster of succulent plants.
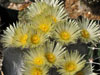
[1,0,100,75]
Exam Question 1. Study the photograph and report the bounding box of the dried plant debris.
[8,2,32,11]
[65,0,100,20]
[81,0,100,15]
[81,0,100,5]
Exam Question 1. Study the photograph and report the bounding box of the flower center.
[81,29,90,39]
[76,71,84,75]
[31,35,40,44]
[32,68,42,75]
[65,62,77,72]
[46,53,56,63]
[52,16,57,22]
[33,57,44,66]
[20,34,28,45]
[60,32,70,40]
[39,24,49,32]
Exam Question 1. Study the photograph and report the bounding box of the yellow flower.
[39,24,49,32]
[75,65,94,75]
[60,32,70,40]
[54,20,80,45]
[23,65,49,75]
[19,34,28,45]
[42,5,67,23]
[31,15,54,37]
[27,0,67,23]
[52,16,57,22]
[24,47,47,67]
[46,53,56,63]
[27,2,49,19]
[1,24,16,47]
[31,34,40,44]
[58,50,86,75]
[78,18,100,44]
[30,67,42,75]
[33,56,45,66]
[28,29,48,48]
[44,41,66,67]
[81,29,90,39]
[40,0,67,21]
[1,22,29,48]
[65,61,77,72]
[12,23,29,48]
